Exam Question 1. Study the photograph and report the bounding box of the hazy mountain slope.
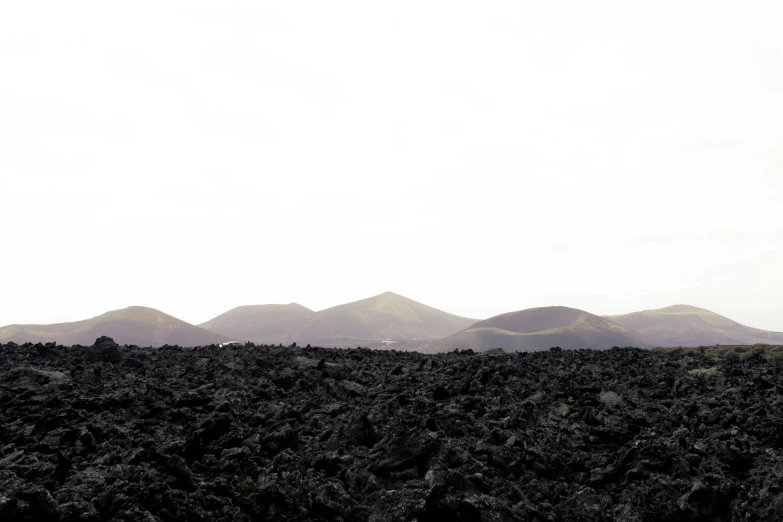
[199,303,315,344]
[606,304,783,347]
[0,306,229,347]
[425,306,651,353]
[293,292,477,347]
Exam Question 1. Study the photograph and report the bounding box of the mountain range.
[199,291,476,348]
[2,294,782,351]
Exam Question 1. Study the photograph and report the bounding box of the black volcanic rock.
[87,336,122,364]
[1,342,783,520]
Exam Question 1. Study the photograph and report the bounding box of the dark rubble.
[2,339,783,521]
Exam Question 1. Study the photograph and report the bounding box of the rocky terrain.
[2,338,783,521]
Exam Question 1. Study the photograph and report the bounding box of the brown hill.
[198,303,315,345]
[424,306,651,353]
[606,304,783,347]
[0,306,229,347]
[293,292,477,348]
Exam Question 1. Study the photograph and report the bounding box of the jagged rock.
[87,336,121,364]
[1,342,782,520]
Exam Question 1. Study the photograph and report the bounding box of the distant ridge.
[606,304,783,347]
[0,306,229,347]
[296,291,478,347]
[198,303,315,345]
[424,306,651,353]
[200,292,477,348]
[7,299,781,351]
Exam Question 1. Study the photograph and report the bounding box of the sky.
[2,1,783,331]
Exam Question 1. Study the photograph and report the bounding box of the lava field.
[2,338,783,521]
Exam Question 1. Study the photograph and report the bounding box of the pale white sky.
[2,1,782,331]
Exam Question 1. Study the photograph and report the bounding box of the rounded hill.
[426,306,651,353]
[0,306,229,347]
[295,292,477,347]
[606,305,783,347]
[198,303,315,345]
